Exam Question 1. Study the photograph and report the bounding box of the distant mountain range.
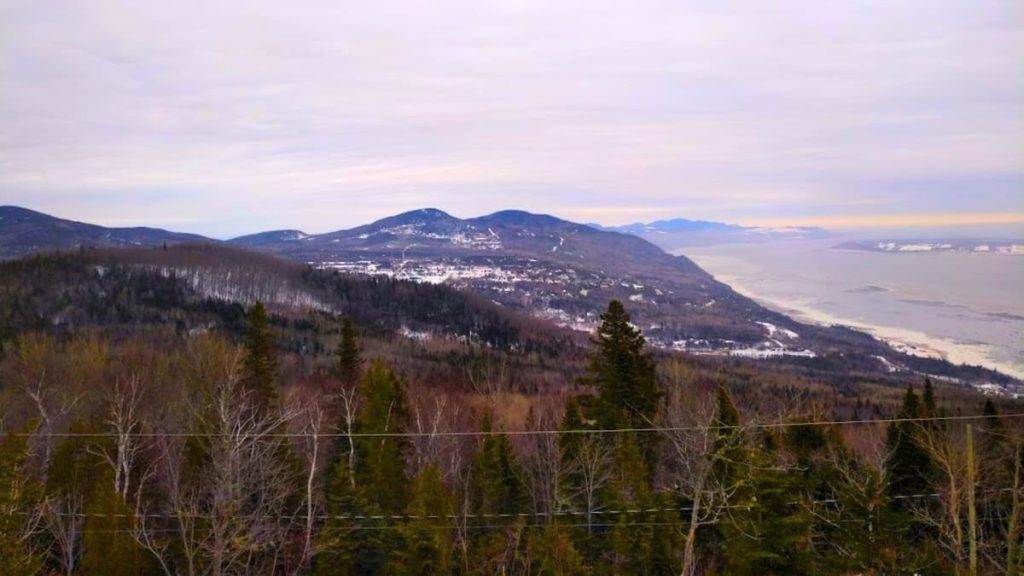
[1,204,1016,388]
[591,218,829,251]
[837,238,1024,255]
[0,205,208,259]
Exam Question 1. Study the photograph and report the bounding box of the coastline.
[705,268,1024,382]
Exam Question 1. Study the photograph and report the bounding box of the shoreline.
[705,268,1024,382]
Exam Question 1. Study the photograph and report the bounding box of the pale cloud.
[1,0,1021,236]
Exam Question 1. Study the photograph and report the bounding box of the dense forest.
[1,287,1023,575]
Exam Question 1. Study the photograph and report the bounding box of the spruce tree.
[467,414,529,571]
[314,458,386,576]
[585,300,659,429]
[0,431,43,576]
[885,384,934,503]
[470,414,528,518]
[393,465,454,575]
[80,470,147,576]
[529,524,588,576]
[241,302,278,411]
[353,360,411,513]
[335,317,362,385]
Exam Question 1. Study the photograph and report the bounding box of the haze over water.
[683,239,1024,380]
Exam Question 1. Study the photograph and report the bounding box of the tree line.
[1,300,1022,575]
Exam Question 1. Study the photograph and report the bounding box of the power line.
[7,411,1020,438]
[28,489,1015,523]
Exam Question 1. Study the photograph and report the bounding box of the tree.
[528,524,588,576]
[466,414,529,572]
[885,384,934,503]
[335,318,363,386]
[584,300,659,430]
[353,360,411,513]
[80,470,146,576]
[314,458,383,576]
[0,430,43,576]
[393,465,454,575]
[240,301,278,411]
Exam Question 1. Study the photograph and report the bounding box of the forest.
[1,290,1022,575]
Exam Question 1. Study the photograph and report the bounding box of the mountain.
[593,217,829,250]
[0,243,570,354]
[2,205,1016,388]
[837,238,1024,255]
[0,205,213,259]
[227,208,1016,389]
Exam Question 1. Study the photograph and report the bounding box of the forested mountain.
[0,244,571,356]
[0,205,212,258]
[1,206,1018,389]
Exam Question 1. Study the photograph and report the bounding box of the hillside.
[227,208,1017,390]
[0,205,213,258]
[1,206,1017,389]
[0,244,574,357]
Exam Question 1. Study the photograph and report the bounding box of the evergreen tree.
[241,301,278,411]
[584,300,659,429]
[0,431,43,576]
[335,317,362,385]
[529,524,588,576]
[470,414,528,518]
[885,384,934,502]
[467,414,529,572]
[979,398,1011,487]
[80,472,147,576]
[921,378,937,418]
[353,360,411,513]
[314,458,386,576]
[712,385,745,482]
[393,465,454,575]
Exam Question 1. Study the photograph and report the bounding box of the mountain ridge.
[1,204,1017,389]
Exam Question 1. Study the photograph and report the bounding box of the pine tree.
[0,431,43,576]
[314,458,386,576]
[241,301,278,411]
[353,360,411,513]
[529,524,588,576]
[922,378,937,418]
[585,300,659,429]
[885,384,934,502]
[467,414,529,572]
[470,414,528,519]
[393,465,454,575]
[80,470,147,576]
[335,317,362,385]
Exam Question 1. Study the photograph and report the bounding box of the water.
[681,240,1024,380]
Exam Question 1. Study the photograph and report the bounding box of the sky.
[1,0,1022,238]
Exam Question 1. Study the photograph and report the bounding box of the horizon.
[6,202,1024,241]
[3,1,1022,237]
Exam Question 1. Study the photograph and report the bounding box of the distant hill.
[837,238,1024,255]
[0,243,570,354]
[592,217,829,250]
[3,205,1017,388]
[0,205,213,258]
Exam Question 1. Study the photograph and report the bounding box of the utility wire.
[6,411,1019,438]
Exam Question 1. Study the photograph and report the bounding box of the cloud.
[1,0,1022,236]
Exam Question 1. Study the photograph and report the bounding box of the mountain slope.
[0,243,571,354]
[0,205,213,258]
[3,205,1015,388]
[227,208,1018,389]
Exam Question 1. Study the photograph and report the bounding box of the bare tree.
[656,370,745,576]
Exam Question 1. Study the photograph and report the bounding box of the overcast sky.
[2,0,1022,237]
